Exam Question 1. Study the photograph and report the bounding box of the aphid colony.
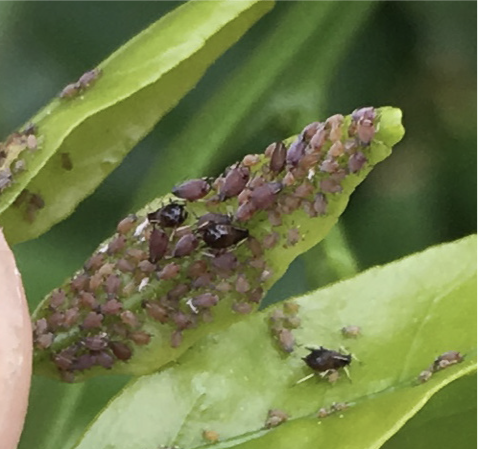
[0,123,39,194]
[59,68,102,99]
[417,350,464,383]
[32,107,377,382]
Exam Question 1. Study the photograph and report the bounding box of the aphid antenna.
[338,345,361,363]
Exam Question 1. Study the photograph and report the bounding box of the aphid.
[264,409,289,429]
[312,193,327,216]
[96,351,114,369]
[249,182,282,210]
[278,329,295,353]
[12,159,26,174]
[172,234,198,257]
[148,202,188,228]
[320,178,342,194]
[167,283,189,301]
[83,333,109,351]
[149,228,169,263]
[432,350,464,372]
[26,134,38,150]
[138,260,156,273]
[60,152,73,171]
[36,333,54,349]
[116,258,135,273]
[82,311,104,329]
[23,123,36,135]
[170,330,183,348]
[191,293,219,309]
[351,107,376,144]
[302,346,352,372]
[198,223,249,249]
[348,151,367,173]
[234,202,256,222]
[341,325,361,338]
[269,142,287,174]
[117,215,137,235]
[286,137,307,167]
[49,290,66,309]
[144,301,169,323]
[120,310,139,328]
[417,369,433,383]
[242,154,260,167]
[172,178,210,201]
[0,169,12,191]
[109,341,132,361]
[219,165,250,200]
[232,302,252,314]
[63,307,79,326]
[60,82,79,99]
[235,275,250,293]
[130,331,151,346]
[211,252,237,273]
[77,68,102,88]
[104,274,121,295]
[302,122,321,141]
[101,299,123,315]
[107,236,126,255]
[197,212,232,227]
[158,262,180,280]
[71,354,97,372]
[297,346,352,385]
[202,430,219,443]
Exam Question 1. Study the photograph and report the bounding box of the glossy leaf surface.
[73,234,477,449]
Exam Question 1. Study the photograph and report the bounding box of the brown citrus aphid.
[77,68,102,88]
[249,182,282,210]
[286,138,307,167]
[268,142,287,174]
[341,325,361,338]
[235,275,250,293]
[84,253,104,272]
[70,274,89,292]
[232,302,252,314]
[83,333,109,351]
[64,307,79,326]
[287,228,301,246]
[82,311,104,329]
[320,178,342,194]
[116,258,135,273]
[198,223,249,249]
[215,281,232,292]
[432,351,464,372]
[138,260,156,274]
[302,346,351,373]
[302,122,321,141]
[197,212,232,227]
[418,369,433,383]
[202,430,219,443]
[191,273,213,289]
[117,215,137,235]
[149,228,169,263]
[172,178,210,201]
[109,341,132,361]
[107,236,126,255]
[60,152,73,170]
[268,210,282,227]
[36,333,54,349]
[264,409,289,429]
[172,234,198,257]
[234,202,256,222]
[130,331,151,346]
[79,292,97,309]
[170,330,183,348]
[278,328,295,353]
[53,349,75,370]
[282,171,295,187]
[263,232,279,249]
[60,82,80,98]
[145,301,168,323]
[294,181,314,198]
[187,260,208,278]
[49,290,66,308]
[348,151,367,173]
[242,154,260,167]
[212,252,237,273]
[105,274,121,295]
[158,262,180,280]
[26,134,38,150]
[120,310,139,328]
[191,293,219,309]
[219,165,250,200]
[96,351,114,369]
[101,299,123,315]
[313,193,327,216]
[320,158,339,174]
[48,312,65,330]
[167,283,189,301]
[148,202,188,228]
[247,287,263,304]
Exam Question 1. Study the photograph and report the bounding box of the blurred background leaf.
[0,2,475,449]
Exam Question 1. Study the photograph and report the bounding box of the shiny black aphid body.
[302,346,351,372]
[199,223,249,249]
[148,203,188,228]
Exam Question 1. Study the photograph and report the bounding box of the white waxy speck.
[98,243,108,253]
[307,168,316,180]
[134,219,148,237]
[138,277,149,292]
[186,298,198,314]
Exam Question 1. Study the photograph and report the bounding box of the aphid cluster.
[32,107,379,381]
[264,409,289,429]
[59,68,102,99]
[269,301,301,353]
[417,350,464,383]
[0,123,40,195]
[317,402,350,418]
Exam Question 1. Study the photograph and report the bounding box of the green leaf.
[382,374,476,449]
[72,234,477,449]
[0,0,274,244]
[32,106,405,382]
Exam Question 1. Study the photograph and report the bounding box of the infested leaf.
[72,235,477,449]
[32,106,405,382]
[0,0,274,244]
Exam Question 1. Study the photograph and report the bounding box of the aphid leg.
[343,366,352,382]
[295,373,315,385]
